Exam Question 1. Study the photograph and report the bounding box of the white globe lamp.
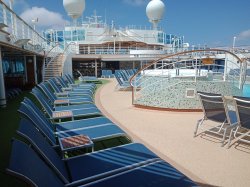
[63,0,85,19]
[146,0,165,29]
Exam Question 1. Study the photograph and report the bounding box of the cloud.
[123,0,148,6]
[237,29,250,41]
[20,7,69,30]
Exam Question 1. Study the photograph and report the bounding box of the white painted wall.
[63,54,73,76]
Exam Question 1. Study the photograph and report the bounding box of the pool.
[243,84,250,97]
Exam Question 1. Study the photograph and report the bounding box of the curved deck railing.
[130,49,247,110]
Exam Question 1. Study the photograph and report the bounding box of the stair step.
[45,67,62,69]
[43,53,65,81]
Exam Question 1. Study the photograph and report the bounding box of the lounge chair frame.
[194,92,237,146]
[227,97,250,148]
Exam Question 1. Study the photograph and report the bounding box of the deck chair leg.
[227,129,234,148]
[229,128,250,148]
[218,120,226,133]
[194,117,205,137]
[221,126,228,147]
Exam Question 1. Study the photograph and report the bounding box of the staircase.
[43,53,65,81]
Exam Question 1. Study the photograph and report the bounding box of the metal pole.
[0,47,6,107]
[42,56,45,81]
[195,58,197,82]
[239,60,243,89]
[95,59,97,77]
[33,55,37,84]
[224,54,227,81]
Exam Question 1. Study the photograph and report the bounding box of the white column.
[95,59,97,77]
[88,45,90,54]
[33,55,37,84]
[0,47,6,107]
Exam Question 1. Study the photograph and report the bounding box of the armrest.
[55,92,69,97]
[54,99,70,106]
[62,87,73,91]
[58,135,93,152]
[69,83,78,87]
[52,110,73,120]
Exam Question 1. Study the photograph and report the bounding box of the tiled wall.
[134,76,242,109]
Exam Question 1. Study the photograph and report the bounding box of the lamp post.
[31,18,38,30]
[233,36,236,53]
[9,0,14,10]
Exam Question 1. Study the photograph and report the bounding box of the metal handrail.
[0,1,65,55]
[130,49,246,104]
[42,42,77,81]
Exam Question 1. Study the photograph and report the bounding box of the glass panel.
[158,32,163,43]
[77,29,85,41]
[3,60,9,74]
[0,4,3,23]
[6,9,12,33]
[57,31,63,37]
[64,31,71,41]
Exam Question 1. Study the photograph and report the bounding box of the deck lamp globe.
[146,0,165,29]
[63,0,85,19]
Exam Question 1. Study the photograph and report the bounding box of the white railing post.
[22,22,25,39]
[239,59,247,89]
[3,6,7,31]
[195,58,197,82]
[224,53,227,81]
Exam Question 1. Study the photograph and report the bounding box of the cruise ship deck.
[1,0,250,186]
[96,79,250,187]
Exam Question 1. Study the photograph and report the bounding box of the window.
[158,32,163,43]
[3,57,24,74]
[77,29,85,41]
[64,31,71,41]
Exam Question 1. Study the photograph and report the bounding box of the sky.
[3,0,250,47]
